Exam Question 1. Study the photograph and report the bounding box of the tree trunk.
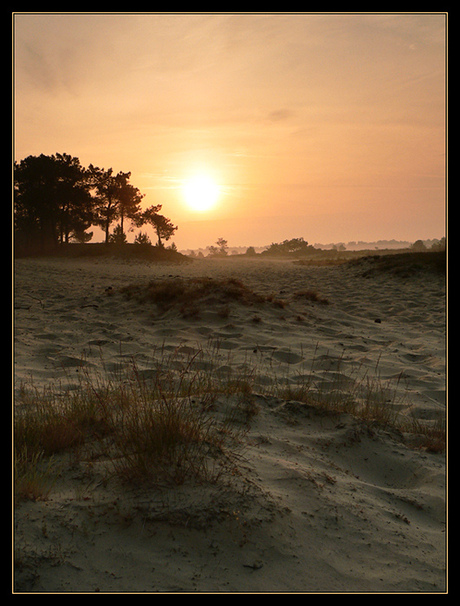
[156,227,163,247]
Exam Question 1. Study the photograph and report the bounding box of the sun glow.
[182,174,220,212]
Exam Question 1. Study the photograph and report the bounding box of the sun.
[182,174,220,212]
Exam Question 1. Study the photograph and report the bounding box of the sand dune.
[13,255,446,593]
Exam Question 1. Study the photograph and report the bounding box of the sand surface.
[13,255,447,593]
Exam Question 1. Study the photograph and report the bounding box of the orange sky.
[13,12,446,249]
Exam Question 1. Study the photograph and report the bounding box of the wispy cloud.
[139,172,183,190]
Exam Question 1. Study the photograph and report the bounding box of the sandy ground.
[13,255,447,593]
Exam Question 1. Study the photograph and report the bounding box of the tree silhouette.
[88,167,143,244]
[113,177,144,241]
[262,237,314,257]
[411,239,427,252]
[208,237,228,257]
[54,153,94,244]
[138,205,178,247]
[14,152,177,255]
[14,153,93,251]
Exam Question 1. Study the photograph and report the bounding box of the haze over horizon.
[14,12,447,250]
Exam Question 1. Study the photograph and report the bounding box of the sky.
[13,12,447,249]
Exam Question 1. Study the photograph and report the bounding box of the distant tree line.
[14,153,177,254]
[193,236,446,260]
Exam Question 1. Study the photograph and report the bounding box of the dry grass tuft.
[14,353,255,501]
[14,347,445,503]
[120,277,266,317]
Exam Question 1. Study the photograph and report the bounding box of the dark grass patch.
[348,251,446,278]
[120,277,267,316]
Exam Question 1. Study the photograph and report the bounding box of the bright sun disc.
[182,175,220,212]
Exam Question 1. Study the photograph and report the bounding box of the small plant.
[14,446,59,502]
[134,231,152,245]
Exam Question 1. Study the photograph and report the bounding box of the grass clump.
[120,277,266,317]
[14,447,60,502]
[14,347,445,502]
[14,354,254,502]
[273,361,445,452]
[108,384,235,485]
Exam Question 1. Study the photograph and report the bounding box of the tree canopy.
[208,238,228,257]
[14,153,93,250]
[137,205,177,248]
[261,237,314,257]
[14,153,177,254]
